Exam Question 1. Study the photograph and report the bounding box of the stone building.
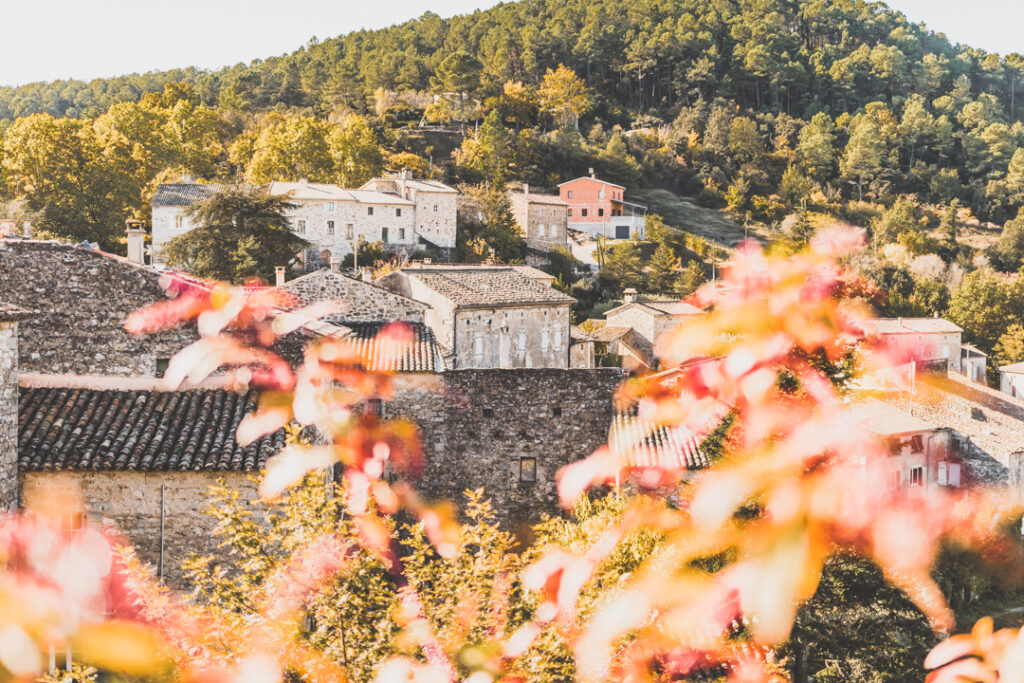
[508,185,568,265]
[0,302,29,508]
[375,266,576,369]
[152,175,457,267]
[278,267,428,324]
[862,317,963,373]
[559,172,647,240]
[595,291,704,368]
[360,171,458,252]
[387,368,625,529]
[0,239,198,376]
[16,374,284,587]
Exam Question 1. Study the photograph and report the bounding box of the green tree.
[330,114,383,187]
[243,115,335,184]
[841,114,885,201]
[796,112,837,184]
[458,111,513,183]
[780,165,813,206]
[428,51,483,130]
[993,324,1024,368]
[727,116,764,165]
[675,259,708,297]
[162,186,308,283]
[947,268,1009,350]
[647,242,680,294]
[537,65,592,130]
[600,241,645,293]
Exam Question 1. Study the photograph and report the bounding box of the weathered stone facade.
[509,188,568,256]
[279,269,427,324]
[0,240,198,376]
[0,319,20,508]
[20,470,257,587]
[388,368,624,528]
[361,175,458,250]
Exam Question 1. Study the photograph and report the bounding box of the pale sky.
[0,1,1019,88]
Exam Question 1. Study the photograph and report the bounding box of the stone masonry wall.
[510,193,568,255]
[20,470,258,588]
[454,305,572,369]
[389,368,624,529]
[0,322,17,508]
[0,240,198,376]
[282,270,426,323]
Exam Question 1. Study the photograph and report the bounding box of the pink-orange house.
[558,171,647,240]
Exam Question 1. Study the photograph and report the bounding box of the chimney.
[898,316,903,328]
[21,221,31,238]
[125,219,146,265]
[523,183,530,200]
[330,257,341,272]
[398,169,409,198]
[588,167,595,178]
[623,287,638,304]
[275,266,286,287]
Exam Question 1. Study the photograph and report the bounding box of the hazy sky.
[0,0,1019,87]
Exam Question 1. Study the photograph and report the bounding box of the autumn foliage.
[4,229,1024,681]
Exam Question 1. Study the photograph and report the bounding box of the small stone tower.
[0,302,30,509]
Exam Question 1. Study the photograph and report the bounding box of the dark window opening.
[482,408,493,418]
[909,435,924,453]
[598,208,604,217]
[581,208,588,217]
[520,457,537,483]
[553,407,562,417]
[910,466,924,487]
[156,358,170,378]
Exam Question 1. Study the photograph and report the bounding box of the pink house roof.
[557,176,626,189]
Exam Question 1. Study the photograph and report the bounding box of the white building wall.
[567,215,646,240]
[453,305,571,369]
[284,199,416,263]
[410,190,457,249]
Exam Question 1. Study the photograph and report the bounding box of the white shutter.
[541,327,550,352]
[938,461,948,486]
[949,463,961,487]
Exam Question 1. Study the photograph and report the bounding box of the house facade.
[508,185,568,263]
[152,175,457,267]
[360,171,458,251]
[862,317,963,373]
[600,291,704,367]
[559,173,647,240]
[375,266,576,369]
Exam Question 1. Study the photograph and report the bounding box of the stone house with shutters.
[374,266,576,369]
[507,185,569,265]
[360,171,458,252]
[591,291,705,368]
[862,317,963,373]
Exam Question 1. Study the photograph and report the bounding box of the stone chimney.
[523,183,530,200]
[275,266,287,287]
[589,167,595,178]
[125,219,146,265]
[623,287,638,304]
[361,267,372,282]
[398,168,410,198]
[330,257,341,272]
[0,304,29,509]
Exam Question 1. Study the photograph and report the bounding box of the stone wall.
[285,198,417,262]
[281,270,427,323]
[509,193,568,255]
[0,322,17,508]
[20,470,258,588]
[454,305,572,369]
[389,368,624,529]
[0,240,198,376]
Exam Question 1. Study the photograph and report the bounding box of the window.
[399,228,406,240]
[567,208,573,217]
[519,457,537,483]
[909,435,924,453]
[541,327,550,352]
[327,220,335,236]
[552,407,562,418]
[434,204,438,212]
[381,227,389,242]
[328,202,335,211]
[567,190,573,199]
[517,330,527,358]
[346,223,354,239]
[296,219,306,234]
[396,208,402,217]
[554,327,562,348]
[598,208,604,217]
[912,465,927,487]
[367,207,374,216]
[581,208,588,217]
[365,398,383,417]
[174,215,184,229]
[156,358,170,378]
[482,408,494,418]
[599,188,605,199]
[537,223,545,238]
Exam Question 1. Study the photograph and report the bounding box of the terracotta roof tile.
[344,322,444,373]
[610,414,709,471]
[18,386,284,471]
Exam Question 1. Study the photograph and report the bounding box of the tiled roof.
[344,322,444,373]
[152,183,224,207]
[18,386,284,471]
[571,325,600,342]
[510,190,568,206]
[511,265,555,281]
[609,414,709,470]
[857,400,932,436]
[604,300,703,318]
[0,301,31,321]
[404,179,458,194]
[864,318,963,334]
[404,267,576,307]
[591,326,632,342]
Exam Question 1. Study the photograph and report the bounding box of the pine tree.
[647,242,680,294]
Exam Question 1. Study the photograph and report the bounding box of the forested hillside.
[6,0,1024,364]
